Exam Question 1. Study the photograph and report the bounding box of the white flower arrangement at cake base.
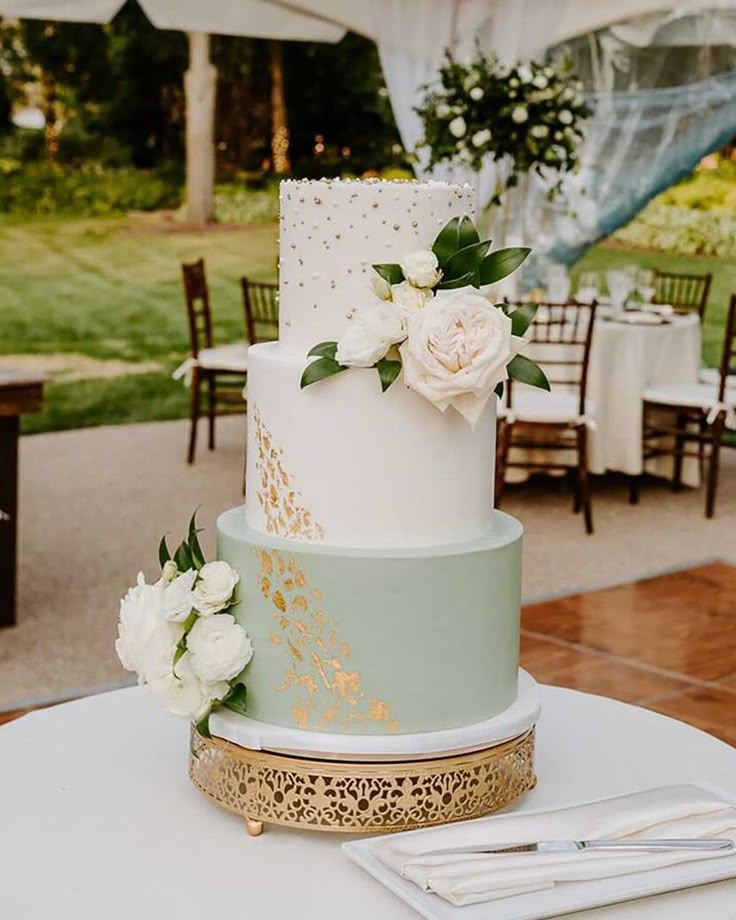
[115,513,252,735]
[300,213,549,425]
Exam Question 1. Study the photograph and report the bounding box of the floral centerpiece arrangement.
[416,49,590,199]
[300,214,548,426]
[115,514,252,736]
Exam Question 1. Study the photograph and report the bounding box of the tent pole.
[185,31,216,224]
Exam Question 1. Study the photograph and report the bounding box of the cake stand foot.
[246,817,264,837]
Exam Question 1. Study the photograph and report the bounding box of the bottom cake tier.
[217,507,523,736]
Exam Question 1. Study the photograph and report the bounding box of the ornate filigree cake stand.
[188,725,536,836]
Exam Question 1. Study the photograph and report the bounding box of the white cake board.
[209,668,540,762]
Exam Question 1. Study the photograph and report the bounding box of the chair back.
[181,259,213,358]
[654,270,711,319]
[507,301,597,416]
[717,294,736,403]
[241,277,279,344]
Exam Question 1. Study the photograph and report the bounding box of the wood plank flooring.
[1,565,734,746]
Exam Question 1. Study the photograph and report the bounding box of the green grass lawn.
[0,213,731,434]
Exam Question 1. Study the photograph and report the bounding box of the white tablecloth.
[1,685,735,919]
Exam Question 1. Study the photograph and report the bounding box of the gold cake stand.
[189,725,536,836]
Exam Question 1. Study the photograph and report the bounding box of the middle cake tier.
[245,341,496,548]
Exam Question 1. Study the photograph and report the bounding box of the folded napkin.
[373,785,736,907]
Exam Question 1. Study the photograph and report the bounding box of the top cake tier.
[278,178,474,354]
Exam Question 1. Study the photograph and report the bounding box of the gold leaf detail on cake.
[253,407,326,541]
[257,548,397,732]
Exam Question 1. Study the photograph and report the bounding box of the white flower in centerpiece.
[469,86,484,101]
[192,560,239,616]
[449,116,467,139]
[559,109,573,125]
[160,568,198,622]
[371,272,392,301]
[187,614,254,684]
[399,249,441,288]
[390,281,433,320]
[400,290,526,426]
[530,125,549,139]
[336,303,406,367]
[436,102,451,119]
[532,74,548,89]
[517,65,532,84]
[150,653,229,721]
[511,105,528,124]
[471,128,491,148]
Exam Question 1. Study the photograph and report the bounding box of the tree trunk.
[185,32,216,224]
[42,74,59,162]
[269,40,291,174]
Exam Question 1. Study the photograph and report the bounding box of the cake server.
[421,838,735,857]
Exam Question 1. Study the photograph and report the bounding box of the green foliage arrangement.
[416,50,590,198]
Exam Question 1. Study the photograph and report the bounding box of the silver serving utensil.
[422,838,735,857]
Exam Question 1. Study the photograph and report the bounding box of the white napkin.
[373,785,736,907]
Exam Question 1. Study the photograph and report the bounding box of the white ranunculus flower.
[391,281,433,321]
[511,105,528,124]
[435,102,451,119]
[160,568,197,622]
[399,249,441,288]
[371,271,392,301]
[469,86,484,101]
[559,109,573,125]
[192,560,239,616]
[471,128,491,148]
[187,614,254,684]
[149,653,229,721]
[449,115,467,139]
[335,302,406,367]
[517,65,532,84]
[400,290,526,426]
[115,573,167,676]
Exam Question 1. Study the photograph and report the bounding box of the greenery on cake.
[301,213,549,426]
[115,513,252,737]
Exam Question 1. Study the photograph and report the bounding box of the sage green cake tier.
[217,507,523,735]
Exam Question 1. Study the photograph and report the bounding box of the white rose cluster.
[115,553,252,723]
[335,249,441,370]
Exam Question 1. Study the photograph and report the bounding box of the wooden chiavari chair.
[496,301,598,534]
[181,259,249,464]
[654,269,711,319]
[630,294,736,517]
[240,278,279,345]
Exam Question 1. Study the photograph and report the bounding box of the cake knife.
[421,838,735,856]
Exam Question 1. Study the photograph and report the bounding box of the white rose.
[187,613,254,684]
[400,290,526,426]
[399,249,441,288]
[159,568,197,622]
[471,128,491,148]
[517,65,532,84]
[469,86,484,101]
[559,109,573,125]
[449,116,466,138]
[335,302,406,367]
[511,105,528,124]
[435,102,451,119]
[371,271,392,301]
[531,124,549,139]
[192,560,239,616]
[149,653,229,721]
[532,74,548,89]
[390,281,433,320]
[509,77,519,88]
[115,573,167,675]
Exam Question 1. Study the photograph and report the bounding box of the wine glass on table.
[576,271,599,304]
[546,263,571,303]
[637,268,656,307]
[607,269,634,311]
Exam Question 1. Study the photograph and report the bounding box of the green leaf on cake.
[196,712,211,738]
[307,341,339,360]
[173,539,193,572]
[187,512,206,571]
[432,216,461,265]
[478,247,531,286]
[437,271,475,290]
[300,356,348,389]
[508,354,550,391]
[372,263,404,286]
[222,682,248,716]
[457,215,481,250]
[376,357,402,392]
[158,535,171,568]
[507,302,539,337]
[442,239,492,285]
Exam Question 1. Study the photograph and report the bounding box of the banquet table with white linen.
[509,311,702,486]
[2,685,735,919]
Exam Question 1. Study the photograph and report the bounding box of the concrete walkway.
[1,416,734,711]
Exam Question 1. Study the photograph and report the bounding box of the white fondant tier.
[277,178,474,355]
[210,669,539,762]
[245,341,496,548]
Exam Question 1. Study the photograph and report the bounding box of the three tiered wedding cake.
[216,178,525,737]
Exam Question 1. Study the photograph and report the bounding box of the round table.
[2,686,735,919]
